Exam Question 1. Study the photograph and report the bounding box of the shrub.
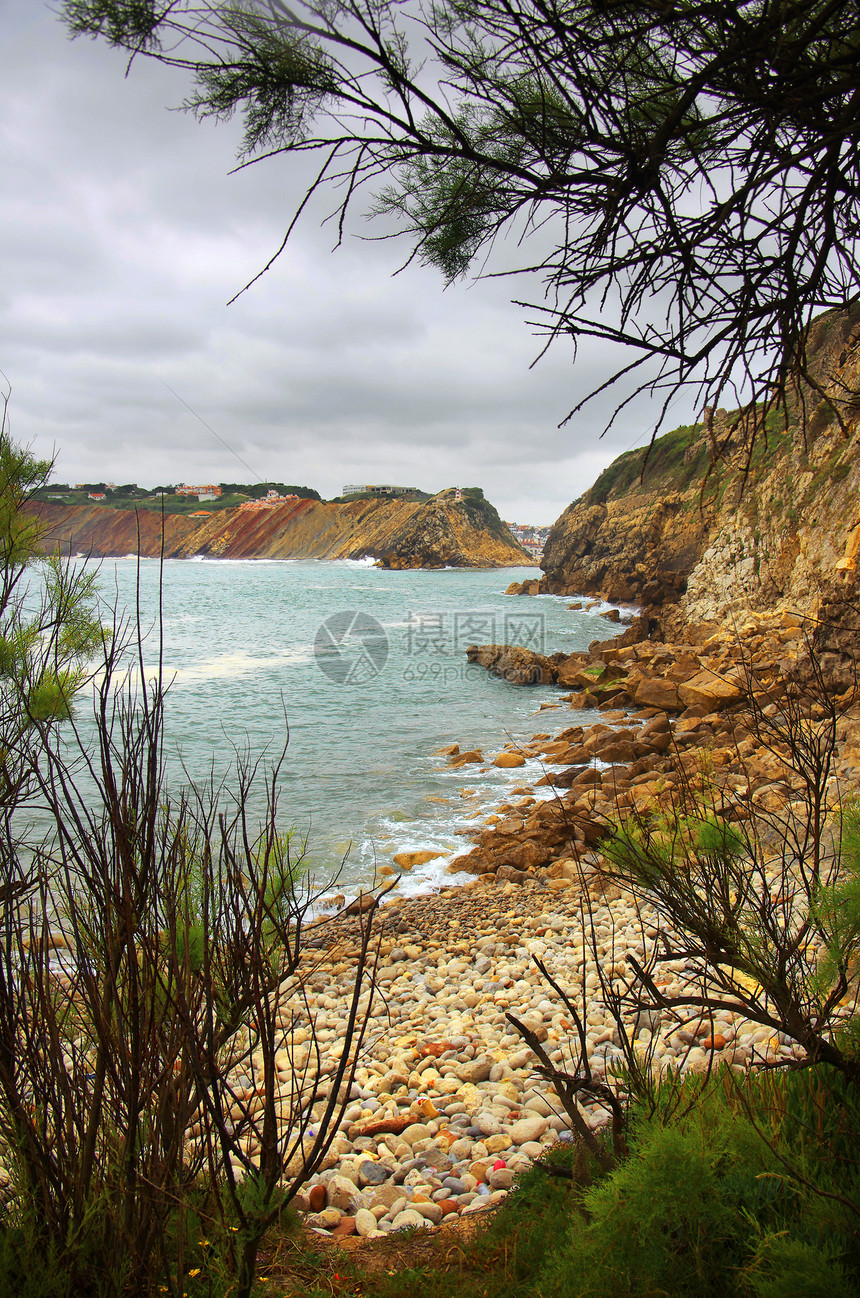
[0,604,381,1298]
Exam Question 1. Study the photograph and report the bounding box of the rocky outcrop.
[454,606,853,879]
[541,484,709,608]
[29,489,533,570]
[534,304,860,640]
[465,644,561,685]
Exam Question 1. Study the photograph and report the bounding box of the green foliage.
[187,6,339,157]
[585,421,716,505]
[63,0,164,49]
[375,105,520,281]
[218,482,321,501]
[543,1069,859,1298]
[0,403,104,802]
[743,1236,854,1298]
[809,799,860,1052]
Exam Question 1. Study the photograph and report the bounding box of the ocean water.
[84,558,624,897]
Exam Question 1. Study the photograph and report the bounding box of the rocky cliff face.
[31,489,533,570]
[538,303,860,639]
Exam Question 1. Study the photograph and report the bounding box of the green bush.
[533,1069,859,1298]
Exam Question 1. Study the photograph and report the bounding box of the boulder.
[677,670,745,708]
[631,676,682,710]
[393,849,443,868]
[447,851,495,875]
[495,865,528,884]
[466,644,556,685]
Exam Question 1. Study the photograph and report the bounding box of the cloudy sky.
[1,0,695,524]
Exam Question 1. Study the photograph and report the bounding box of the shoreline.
[316,594,642,909]
[279,601,860,1240]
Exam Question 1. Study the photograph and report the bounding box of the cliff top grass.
[582,400,802,513]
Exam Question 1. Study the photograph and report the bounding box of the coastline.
[280,600,860,1240]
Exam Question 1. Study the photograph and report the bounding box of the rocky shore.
[5,604,852,1245]
[255,604,859,1243]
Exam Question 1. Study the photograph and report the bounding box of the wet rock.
[394,850,444,869]
[466,644,556,686]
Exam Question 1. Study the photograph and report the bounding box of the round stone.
[358,1160,390,1186]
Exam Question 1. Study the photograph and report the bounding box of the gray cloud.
[0,0,675,523]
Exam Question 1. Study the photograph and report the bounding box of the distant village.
[36,480,322,518]
[505,522,550,558]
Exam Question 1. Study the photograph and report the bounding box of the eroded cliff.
[31,489,533,570]
[536,303,860,639]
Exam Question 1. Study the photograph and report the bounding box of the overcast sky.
[1,0,696,524]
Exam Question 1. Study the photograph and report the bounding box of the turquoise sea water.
[87,558,624,896]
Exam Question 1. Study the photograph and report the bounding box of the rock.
[307,1208,343,1230]
[327,1175,360,1212]
[435,1198,460,1218]
[393,850,444,869]
[466,644,556,686]
[488,1167,516,1190]
[417,1041,457,1059]
[448,1137,473,1161]
[447,851,496,875]
[366,1184,406,1213]
[331,1216,357,1238]
[308,1183,327,1213]
[391,1208,433,1231]
[632,677,681,711]
[495,865,527,884]
[400,1122,433,1146]
[345,893,378,915]
[493,752,526,767]
[677,671,745,709]
[412,1199,445,1224]
[448,749,483,766]
[509,1115,548,1145]
[475,1112,503,1137]
[355,1207,379,1237]
[358,1160,390,1187]
[459,1055,494,1084]
[355,1115,415,1138]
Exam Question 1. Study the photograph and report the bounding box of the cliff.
[536,303,860,639]
[30,489,534,570]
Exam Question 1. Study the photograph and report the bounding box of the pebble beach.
[227,607,854,1241]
